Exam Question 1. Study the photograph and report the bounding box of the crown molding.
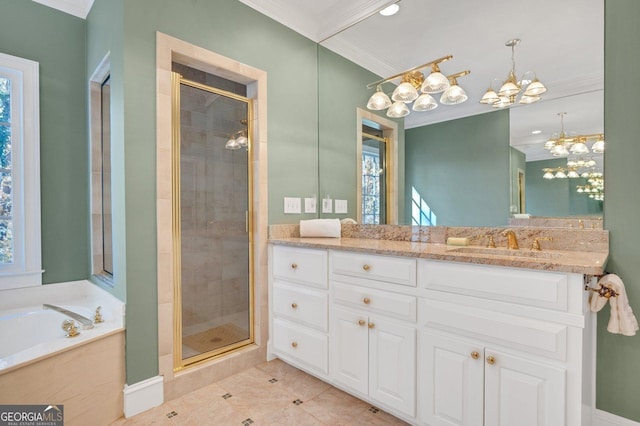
[32,0,94,19]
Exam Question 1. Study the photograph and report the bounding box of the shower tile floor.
[110,358,408,425]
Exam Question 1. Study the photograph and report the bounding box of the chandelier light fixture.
[366,55,471,118]
[481,38,547,108]
[544,112,605,157]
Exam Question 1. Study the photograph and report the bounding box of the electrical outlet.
[284,197,301,214]
[322,198,332,213]
[335,199,348,214]
[304,197,316,213]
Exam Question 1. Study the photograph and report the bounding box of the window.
[411,186,437,226]
[362,125,386,224]
[356,109,398,224]
[0,52,41,290]
[89,54,113,283]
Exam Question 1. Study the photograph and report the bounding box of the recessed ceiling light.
[531,130,542,135]
[379,3,400,16]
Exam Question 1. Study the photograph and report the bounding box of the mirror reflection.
[317,0,604,226]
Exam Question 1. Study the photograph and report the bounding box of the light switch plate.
[322,198,332,213]
[335,199,348,214]
[304,197,316,213]
[284,197,301,214]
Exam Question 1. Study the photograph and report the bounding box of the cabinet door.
[369,316,417,417]
[418,331,484,426]
[484,349,566,426]
[330,306,369,395]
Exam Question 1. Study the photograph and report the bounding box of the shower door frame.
[171,72,255,371]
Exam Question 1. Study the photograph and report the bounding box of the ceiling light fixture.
[366,55,470,118]
[481,38,547,108]
[544,112,605,157]
[225,120,249,150]
[379,3,400,16]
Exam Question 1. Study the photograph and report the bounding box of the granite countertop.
[269,237,608,276]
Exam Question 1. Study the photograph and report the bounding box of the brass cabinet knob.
[471,351,480,360]
[291,303,298,309]
[363,297,371,305]
[362,264,371,271]
[368,322,375,329]
[486,355,496,365]
[291,341,298,348]
[358,319,366,326]
[291,263,298,269]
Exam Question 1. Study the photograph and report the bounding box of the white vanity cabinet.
[268,243,595,426]
[270,245,329,376]
[417,259,592,426]
[330,281,417,417]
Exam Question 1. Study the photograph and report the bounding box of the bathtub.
[0,280,125,372]
[0,280,126,425]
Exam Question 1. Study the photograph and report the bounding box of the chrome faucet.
[43,304,94,329]
[502,229,519,250]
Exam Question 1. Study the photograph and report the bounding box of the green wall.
[0,1,88,284]
[599,0,640,421]
[86,0,323,384]
[318,46,404,221]
[525,159,602,217]
[86,0,125,302]
[405,110,510,226]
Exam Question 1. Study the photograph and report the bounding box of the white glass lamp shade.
[386,101,410,118]
[498,73,520,97]
[592,138,605,153]
[225,138,241,150]
[585,158,597,167]
[412,94,438,111]
[367,86,392,110]
[567,159,578,167]
[392,82,419,103]
[236,135,248,147]
[551,144,569,156]
[543,171,555,179]
[421,71,450,94]
[480,88,499,104]
[555,170,568,178]
[570,141,589,155]
[524,79,547,96]
[440,84,468,105]
[544,140,555,150]
[519,94,541,104]
[567,170,580,178]
[577,187,584,193]
[492,96,513,108]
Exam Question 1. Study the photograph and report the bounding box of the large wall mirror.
[317,0,604,226]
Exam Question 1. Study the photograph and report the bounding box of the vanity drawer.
[420,299,568,361]
[332,281,417,322]
[330,251,416,287]
[273,281,328,331]
[273,318,328,375]
[418,260,569,311]
[272,246,327,289]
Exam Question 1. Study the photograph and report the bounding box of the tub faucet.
[43,304,94,329]
[502,229,519,250]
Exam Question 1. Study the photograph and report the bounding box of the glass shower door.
[172,72,253,368]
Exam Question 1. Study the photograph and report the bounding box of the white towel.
[299,219,341,238]
[589,274,639,336]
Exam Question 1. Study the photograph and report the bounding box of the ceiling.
[37,0,604,161]
[239,0,604,161]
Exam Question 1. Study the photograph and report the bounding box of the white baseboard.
[594,409,640,426]
[123,375,164,418]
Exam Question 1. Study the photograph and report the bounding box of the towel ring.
[584,284,619,299]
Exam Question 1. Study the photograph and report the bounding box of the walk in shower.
[171,64,253,369]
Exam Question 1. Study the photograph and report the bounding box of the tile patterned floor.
[110,358,409,425]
